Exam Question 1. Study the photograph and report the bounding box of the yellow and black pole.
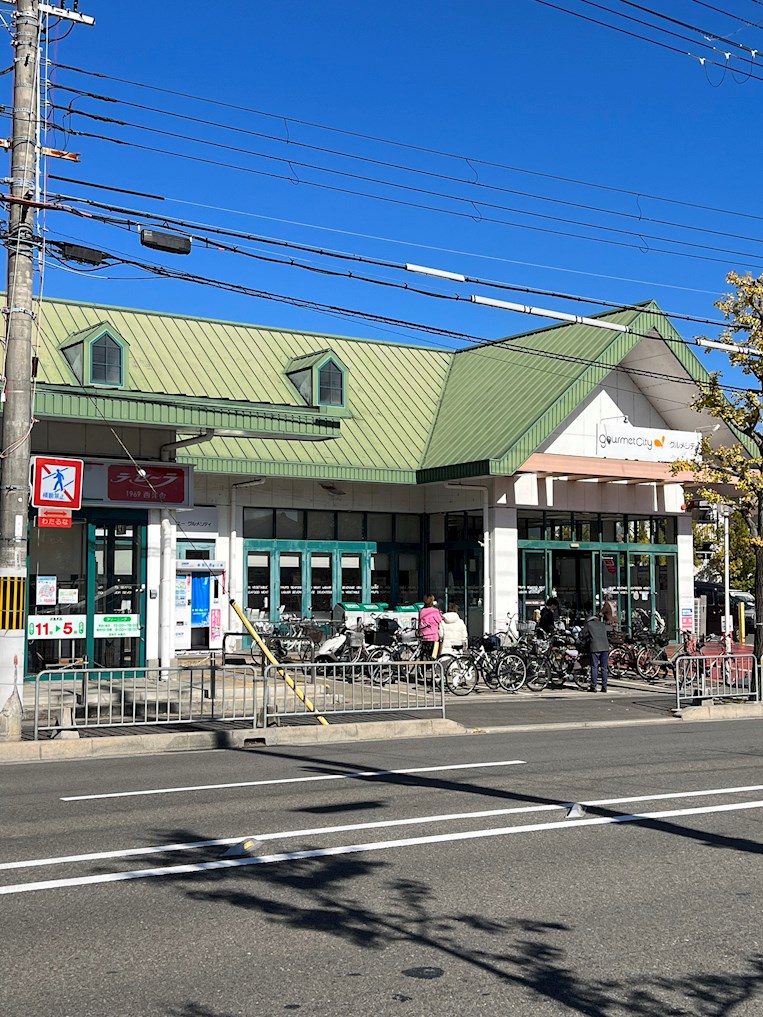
[229,599,329,725]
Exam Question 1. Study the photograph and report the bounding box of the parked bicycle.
[439,636,526,696]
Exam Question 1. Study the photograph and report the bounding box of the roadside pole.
[0,0,39,740]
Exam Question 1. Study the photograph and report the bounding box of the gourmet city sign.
[595,422,701,463]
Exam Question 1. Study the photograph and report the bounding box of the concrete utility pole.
[0,0,39,740]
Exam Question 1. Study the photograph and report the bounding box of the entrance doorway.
[27,512,147,675]
[552,551,594,620]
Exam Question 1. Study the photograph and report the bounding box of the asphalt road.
[3,721,763,1016]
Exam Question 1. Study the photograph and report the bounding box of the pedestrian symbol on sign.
[31,456,84,510]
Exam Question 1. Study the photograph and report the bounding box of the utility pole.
[0,0,39,740]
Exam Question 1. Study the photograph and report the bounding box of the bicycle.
[440,638,526,696]
[636,631,704,682]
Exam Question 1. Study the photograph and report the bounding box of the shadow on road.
[153,848,763,1016]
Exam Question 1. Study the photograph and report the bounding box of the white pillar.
[145,510,162,667]
[676,512,694,636]
[491,504,518,629]
[159,511,175,669]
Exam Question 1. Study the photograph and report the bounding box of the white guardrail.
[674,652,760,710]
[262,660,446,725]
[33,664,262,738]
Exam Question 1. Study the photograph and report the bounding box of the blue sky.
[17,1,763,388]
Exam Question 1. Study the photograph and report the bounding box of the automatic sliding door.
[278,553,303,617]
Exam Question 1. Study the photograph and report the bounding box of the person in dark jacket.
[537,597,559,636]
[584,601,610,693]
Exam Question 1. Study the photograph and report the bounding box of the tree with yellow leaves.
[681,271,763,656]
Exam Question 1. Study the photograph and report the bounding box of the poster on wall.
[58,588,79,606]
[36,576,57,607]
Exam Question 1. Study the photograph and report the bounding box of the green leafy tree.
[680,271,763,654]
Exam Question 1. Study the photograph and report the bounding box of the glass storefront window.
[656,556,677,635]
[547,514,573,541]
[341,553,362,601]
[428,513,445,542]
[337,512,363,540]
[247,552,270,615]
[601,516,626,542]
[629,518,652,544]
[370,552,392,605]
[367,513,393,542]
[518,514,544,540]
[307,510,334,540]
[654,518,677,544]
[279,552,302,615]
[398,552,420,604]
[396,514,421,543]
[519,550,546,623]
[243,508,273,539]
[446,513,465,542]
[276,510,304,540]
[575,519,593,541]
[310,552,333,618]
[466,511,483,539]
[28,522,88,674]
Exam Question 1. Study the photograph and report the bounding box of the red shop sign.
[107,465,187,504]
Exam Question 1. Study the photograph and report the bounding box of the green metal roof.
[35,296,450,479]
[33,295,722,482]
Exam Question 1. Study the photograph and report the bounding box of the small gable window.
[91,334,123,385]
[318,360,343,407]
[285,349,348,409]
[58,321,130,388]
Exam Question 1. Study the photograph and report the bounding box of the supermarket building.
[25,296,735,672]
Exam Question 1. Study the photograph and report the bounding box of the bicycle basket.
[481,634,501,652]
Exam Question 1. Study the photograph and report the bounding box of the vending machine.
[175,559,225,651]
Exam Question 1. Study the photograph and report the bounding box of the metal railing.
[33,662,262,738]
[675,652,760,710]
[263,660,445,725]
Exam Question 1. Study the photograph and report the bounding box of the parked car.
[694,581,755,637]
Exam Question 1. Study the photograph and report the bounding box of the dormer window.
[58,321,129,388]
[285,349,348,409]
[318,360,343,406]
[91,334,123,385]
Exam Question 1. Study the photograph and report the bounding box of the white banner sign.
[596,423,700,463]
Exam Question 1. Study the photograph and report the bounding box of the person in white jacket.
[438,604,469,656]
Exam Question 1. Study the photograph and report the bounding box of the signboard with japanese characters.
[81,458,193,508]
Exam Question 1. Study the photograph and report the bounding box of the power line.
[36,226,755,399]
[530,0,761,80]
[45,124,763,272]
[688,0,763,32]
[604,0,761,55]
[51,61,763,226]
[47,88,763,251]
[36,188,737,332]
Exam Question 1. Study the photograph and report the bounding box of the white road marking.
[59,759,527,802]
[2,798,761,896]
[7,782,763,873]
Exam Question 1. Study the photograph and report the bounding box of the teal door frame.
[243,539,376,621]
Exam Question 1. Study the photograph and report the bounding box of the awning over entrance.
[518,452,695,485]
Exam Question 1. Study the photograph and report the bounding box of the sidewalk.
[445,683,675,733]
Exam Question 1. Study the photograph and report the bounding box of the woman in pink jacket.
[418,594,443,659]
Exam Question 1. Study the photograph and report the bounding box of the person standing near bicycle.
[584,601,610,693]
[537,597,559,636]
[439,603,468,656]
[418,594,444,659]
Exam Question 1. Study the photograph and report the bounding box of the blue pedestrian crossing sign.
[31,455,84,510]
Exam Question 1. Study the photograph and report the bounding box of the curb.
[0,718,465,764]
